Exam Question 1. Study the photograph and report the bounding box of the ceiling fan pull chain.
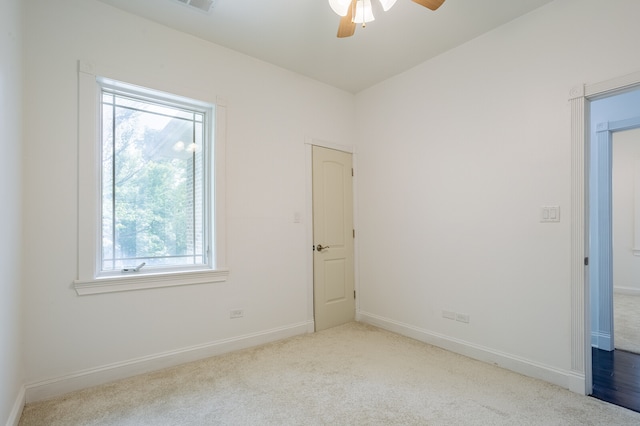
[362,0,367,28]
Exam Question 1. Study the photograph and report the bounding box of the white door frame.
[304,137,357,332]
[570,70,640,395]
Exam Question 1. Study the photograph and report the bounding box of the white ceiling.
[97,0,553,93]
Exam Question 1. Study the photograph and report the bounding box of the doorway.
[590,91,640,355]
[590,115,640,413]
[311,145,355,331]
[585,85,640,411]
[568,71,640,396]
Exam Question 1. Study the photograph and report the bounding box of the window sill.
[73,268,229,296]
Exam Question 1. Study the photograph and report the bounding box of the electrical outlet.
[455,313,470,324]
[442,310,456,320]
[230,309,244,319]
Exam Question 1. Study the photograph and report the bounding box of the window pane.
[101,92,207,271]
[115,95,195,121]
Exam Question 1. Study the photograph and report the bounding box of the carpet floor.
[19,322,640,425]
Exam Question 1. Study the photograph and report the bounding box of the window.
[75,62,227,295]
[100,83,210,273]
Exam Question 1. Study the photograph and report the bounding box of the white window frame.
[74,61,228,295]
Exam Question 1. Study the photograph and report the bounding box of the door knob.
[316,244,330,252]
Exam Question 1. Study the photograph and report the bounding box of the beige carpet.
[19,322,640,425]
[614,293,640,354]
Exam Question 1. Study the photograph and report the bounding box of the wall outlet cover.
[442,310,456,320]
[455,313,470,323]
[230,309,244,319]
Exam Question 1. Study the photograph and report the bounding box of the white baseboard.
[5,385,25,426]
[358,311,585,393]
[306,320,315,333]
[591,331,613,351]
[613,287,640,296]
[25,321,312,403]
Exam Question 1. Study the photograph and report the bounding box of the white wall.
[612,128,640,293]
[0,0,24,423]
[22,0,355,400]
[355,0,640,387]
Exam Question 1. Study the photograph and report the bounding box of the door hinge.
[352,168,354,177]
[584,257,589,266]
[354,290,356,299]
[353,229,355,238]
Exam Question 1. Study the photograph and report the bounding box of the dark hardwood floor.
[592,347,640,412]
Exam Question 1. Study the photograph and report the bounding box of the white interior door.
[312,146,355,331]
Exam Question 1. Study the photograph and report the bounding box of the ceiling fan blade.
[411,0,445,11]
[337,0,357,38]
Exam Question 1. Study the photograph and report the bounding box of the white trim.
[585,69,640,99]
[73,268,229,295]
[304,136,354,154]
[214,98,228,269]
[305,141,315,328]
[76,60,228,293]
[591,331,612,351]
[77,67,100,283]
[359,312,585,393]
[5,386,25,426]
[569,88,588,394]
[24,321,311,403]
[593,123,614,352]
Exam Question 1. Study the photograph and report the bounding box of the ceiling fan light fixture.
[378,0,398,11]
[332,0,445,38]
[328,0,351,16]
[173,0,215,14]
[353,0,375,24]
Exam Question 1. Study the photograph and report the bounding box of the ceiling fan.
[329,0,446,38]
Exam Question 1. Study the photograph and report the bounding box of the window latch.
[121,262,146,273]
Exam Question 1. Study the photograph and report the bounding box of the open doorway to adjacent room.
[589,87,640,412]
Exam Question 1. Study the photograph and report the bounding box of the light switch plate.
[541,206,560,223]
